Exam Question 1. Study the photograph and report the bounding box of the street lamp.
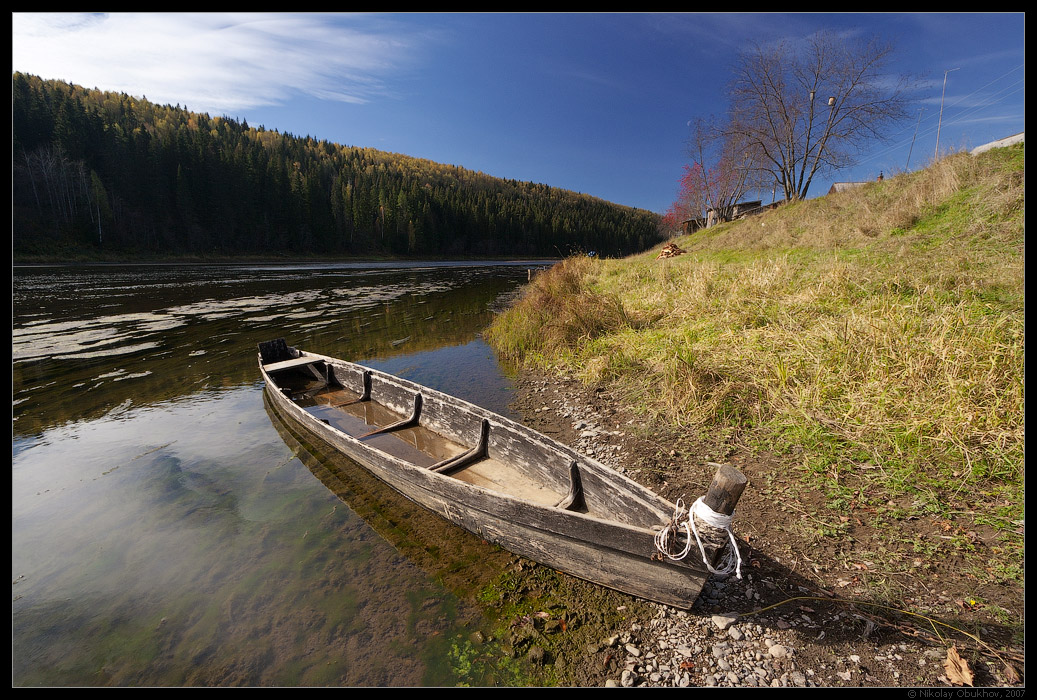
[819,95,837,150]
[935,68,960,159]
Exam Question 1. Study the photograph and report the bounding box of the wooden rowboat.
[258,338,727,609]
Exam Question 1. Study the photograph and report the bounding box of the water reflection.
[264,392,516,607]
[13,386,491,685]
[12,261,548,686]
[13,262,538,437]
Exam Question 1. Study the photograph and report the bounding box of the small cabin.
[730,200,763,218]
[681,217,707,234]
[681,199,766,235]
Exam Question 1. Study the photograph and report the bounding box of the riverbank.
[487,146,1023,687]
[506,368,1023,687]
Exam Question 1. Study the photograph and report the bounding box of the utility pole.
[935,68,960,159]
[906,108,924,169]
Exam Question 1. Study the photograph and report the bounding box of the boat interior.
[260,339,592,515]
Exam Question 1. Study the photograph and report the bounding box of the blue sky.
[12,12,1025,214]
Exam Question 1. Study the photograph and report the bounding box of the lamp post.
[935,68,959,159]
[804,92,836,201]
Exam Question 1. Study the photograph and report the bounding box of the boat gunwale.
[258,349,678,538]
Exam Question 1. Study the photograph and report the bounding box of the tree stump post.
[696,463,748,566]
[702,463,748,517]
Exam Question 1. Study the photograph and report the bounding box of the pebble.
[527,374,1023,689]
[601,576,816,688]
[547,386,814,688]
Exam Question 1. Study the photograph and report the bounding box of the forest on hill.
[12,73,662,260]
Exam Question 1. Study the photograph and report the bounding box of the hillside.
[488,144,1024,684]
[12,73,662,260]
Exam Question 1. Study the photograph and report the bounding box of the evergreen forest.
[13,73,663,260]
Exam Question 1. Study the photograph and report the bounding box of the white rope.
[653,498,693,561]
[689,497,742,579]
[654,497,742,579]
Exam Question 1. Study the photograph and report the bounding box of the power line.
[937,63,1024,113]
[845,67,1024,171]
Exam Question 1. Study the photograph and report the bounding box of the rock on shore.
[507,369,1023,688]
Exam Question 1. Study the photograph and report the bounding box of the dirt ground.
[506,369,1025,688]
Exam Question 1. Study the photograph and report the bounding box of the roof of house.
[828,182,869,194]
[971,132,1024,155]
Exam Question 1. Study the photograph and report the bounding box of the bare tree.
[686,118,769,223]
[662,119,767,233]
[726,30,913,202]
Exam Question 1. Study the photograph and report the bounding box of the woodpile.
[657,242,686,259]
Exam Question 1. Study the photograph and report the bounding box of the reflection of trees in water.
[321,273,510,360]
[13,266,529,437]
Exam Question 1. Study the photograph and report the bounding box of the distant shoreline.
[12,254,561,268]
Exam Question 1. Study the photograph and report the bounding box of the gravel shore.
[509,370,1024,688]
[600,582,940,688]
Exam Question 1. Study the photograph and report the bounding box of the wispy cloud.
[12,12,419,114]
[646,12,828,53]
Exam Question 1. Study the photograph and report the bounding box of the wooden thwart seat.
[359,393,423,439]
[554,461,584,510]
[259,338,327,384]
[262,355,326,373]
[331,370,372,407]
[430,420,490,475]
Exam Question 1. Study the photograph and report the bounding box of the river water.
[12,261,550,686]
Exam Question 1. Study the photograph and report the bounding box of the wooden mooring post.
[702,463,748,517]
[697,463,748,565]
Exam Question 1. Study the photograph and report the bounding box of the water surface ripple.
[12,261,546,686]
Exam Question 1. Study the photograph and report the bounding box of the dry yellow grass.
[488,145,1024,541]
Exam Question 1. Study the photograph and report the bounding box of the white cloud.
[12,12,416,114]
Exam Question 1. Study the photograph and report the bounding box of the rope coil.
[654,497,742,579]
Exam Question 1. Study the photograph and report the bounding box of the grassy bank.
[487,145,1024,587]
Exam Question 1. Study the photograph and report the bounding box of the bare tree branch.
[726,30,913,201]
[668,118,769,228]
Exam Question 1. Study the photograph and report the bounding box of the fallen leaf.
[1003,661,1020,684]
[944,645,974,687]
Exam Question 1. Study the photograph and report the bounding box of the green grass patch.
[488,146,1025,565]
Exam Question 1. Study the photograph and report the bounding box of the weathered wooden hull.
[259,344,708,609]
